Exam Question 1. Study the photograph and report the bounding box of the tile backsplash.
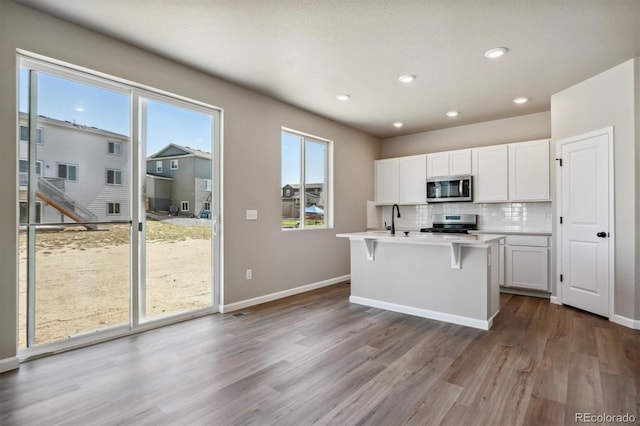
[372,202,552,232]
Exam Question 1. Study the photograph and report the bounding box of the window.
[204,202,211,211]
[106,169,122,185]
[180,201,189,212]
[19,160,42,175]
[107,202,121,215]
[281,129,331,230]
[156,161,163,173]
[170,159,179,170]
[57,163,78,182]
[204,179,212,192]
[20,125,44,144]
[108,141,122,155]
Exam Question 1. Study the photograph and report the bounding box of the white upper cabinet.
[426,152,449,178]
[508,139,550,201]
[449,149,472,176]
[426,149,471,178]
[399,154,427,204]
[472,145,508,202]
[374,158,400,204]
[375,155,426,204]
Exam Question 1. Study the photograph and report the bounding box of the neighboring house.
[145,143,212,217]
[18,112,130,225]
[281,183,324,219]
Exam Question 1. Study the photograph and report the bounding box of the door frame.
[17,51,223,360]
[554,126,615,319]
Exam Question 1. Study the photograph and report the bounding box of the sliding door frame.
[17,51,223,360]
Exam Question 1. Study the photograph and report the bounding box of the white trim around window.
[280,127,333,231]
[108,141,122,156]
[180,201,189,211]
[106,169,122,185]
[107,202,121,215]
[57,162,78,182]
[170,159,179,170]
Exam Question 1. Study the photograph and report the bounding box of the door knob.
[596,232,607,238]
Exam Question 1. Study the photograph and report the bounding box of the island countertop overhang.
[336,231,505,247]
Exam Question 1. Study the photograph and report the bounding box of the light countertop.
[471,229,551,236]
[337,231,505,246]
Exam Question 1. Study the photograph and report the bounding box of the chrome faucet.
[391,204,401,235]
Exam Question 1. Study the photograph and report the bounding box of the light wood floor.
[1,282,639,425]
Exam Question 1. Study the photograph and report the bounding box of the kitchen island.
[337,231,505,330]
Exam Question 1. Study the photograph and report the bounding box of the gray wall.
[381,111,551,158]
[0,2,380,364]
[551,58,639,321]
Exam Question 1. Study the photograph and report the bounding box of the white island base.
[337,232,503,330]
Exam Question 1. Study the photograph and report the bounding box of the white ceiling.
[15,0,640,139]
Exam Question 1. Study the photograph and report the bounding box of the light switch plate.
[246,209,258,220]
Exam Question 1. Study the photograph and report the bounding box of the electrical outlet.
[246,209,258,220]
[246,269,252,280]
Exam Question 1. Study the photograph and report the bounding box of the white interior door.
[558,128,613,317]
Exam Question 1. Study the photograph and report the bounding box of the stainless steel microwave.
[426,175,473,202]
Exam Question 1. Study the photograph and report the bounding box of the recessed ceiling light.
[393,122,404,128]
[484,47,508,59]
[398,74,416,83]
[336,94,351,101]
[446,111,459,117]
[513,96,530,104]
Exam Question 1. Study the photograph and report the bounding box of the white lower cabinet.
[503,235,549,292]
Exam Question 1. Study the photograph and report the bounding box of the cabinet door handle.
[596,231,607,238]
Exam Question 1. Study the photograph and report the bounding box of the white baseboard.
[0,357,19,373]
[349,295,491,331]
[611,314,640,330]
[550,296,560,305]
[219,275,350,313]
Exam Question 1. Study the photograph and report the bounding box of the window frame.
[280,128,333,231]
[20,125,44,145]
[180,201,189,211]
[155,160,163,173]
[204,178,212,192]
[107,202,121,215]
[170,159,179,170]
[106,168,122,185]
[108,141,122,156]
[203,201,211,211]
[57,162,78,182]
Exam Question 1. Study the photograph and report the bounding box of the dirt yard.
[18,220,213,349]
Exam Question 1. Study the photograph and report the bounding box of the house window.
[170,159,179,170]
[204,179,212,192]
[108,141,122,156]
[106,169,122,185]
[281,128,331,230]
[156,161,163,173]
[19,160,42,175]
[180,201,189,212]
[204,202,211,211]
[107,202,121,215]
[57,163,78,182]
[20,125,44,144]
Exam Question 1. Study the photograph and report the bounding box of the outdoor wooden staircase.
[36,177,99,230]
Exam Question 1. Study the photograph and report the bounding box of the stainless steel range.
[420,214,477,234]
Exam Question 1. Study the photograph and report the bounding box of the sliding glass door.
[139,97,215,321]
[18,56,220,352]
